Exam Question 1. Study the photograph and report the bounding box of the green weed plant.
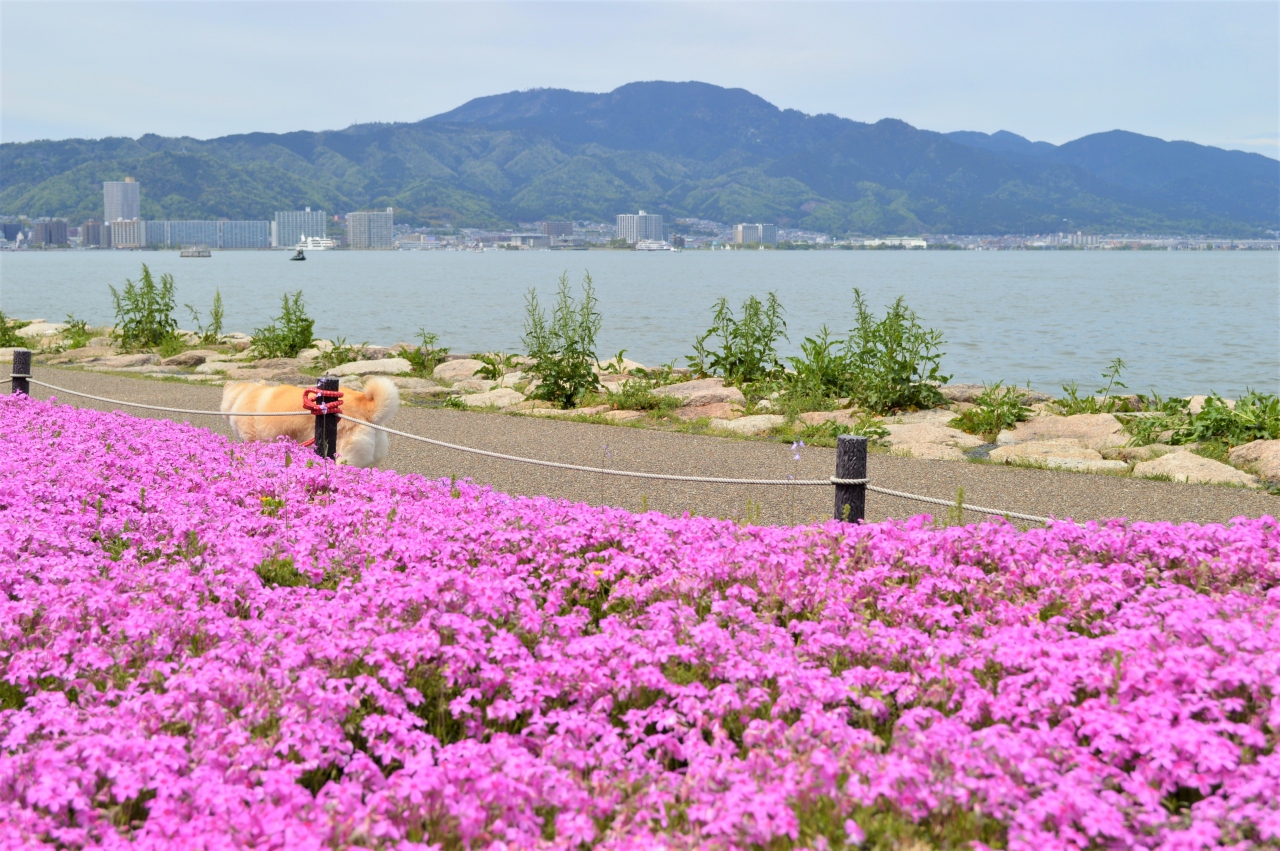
[186,289,225,346]
[951,382,1032,442]
[403,329,450,377]
[523,272,602,409]
[252,291,314,359]
[688,293,788,388]
[110,264,178,351]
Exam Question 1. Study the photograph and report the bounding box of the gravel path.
[17,365,1278,526]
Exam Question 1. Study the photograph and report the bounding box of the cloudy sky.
[3,1,1277,157]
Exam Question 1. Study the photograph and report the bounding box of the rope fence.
[8,349,1053,525]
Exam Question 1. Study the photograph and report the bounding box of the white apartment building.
[733,223,778,246]
[274,207,327,249]
[103,178,141,222]
[107,218,145,249]
[616,210,665,244]
[346,207,395,249]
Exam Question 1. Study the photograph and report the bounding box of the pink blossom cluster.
[1,397,1278,851]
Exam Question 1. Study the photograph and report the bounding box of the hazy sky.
[3,1,1277,158]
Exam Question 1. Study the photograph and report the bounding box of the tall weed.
[186,289,225,346]
[950,382,1032,442]
[110,264,178,351]
[523,272,602,409]
[0,312,30,348]
[403,329,450,377]
[688,293,787,387]
[842,289,949,413]
[252,291,314,359]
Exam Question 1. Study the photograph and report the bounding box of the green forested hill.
[3,81,1276,235]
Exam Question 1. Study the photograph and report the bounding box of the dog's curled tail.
[361,376,401,425]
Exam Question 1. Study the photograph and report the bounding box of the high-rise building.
[274,207,327,249]
[3,223,26,242]
[32,220,69,246]
[733,223,778,246]
[346,207,395,249]
[219,220,271,249]
[615,211,665,244]
[104,178,141,222]
[80,221,104,247]
[541,221,573,237]
[108,218,145,248]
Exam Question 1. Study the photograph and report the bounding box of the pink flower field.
[1,396,1278,850]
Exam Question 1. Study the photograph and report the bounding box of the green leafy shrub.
[316,337,366,371]
[1172,392,1280,448]
[688,293,787,387]
[60,315,94,350]
[403,329,450,377]
[158,334,187,359]
[604,374,681,413]
[1121,392,1190,446]
[797,415,889,448]
[842,289,950,413]
[523,272,602,409]
[1055,358,1133,414]
[110,264,178,351]
[785,326,847,405]
[950,382,1033,442]
[252,291,314,359]
[186,289,225,346]
[0,311,29,348]
[475,352,519,381]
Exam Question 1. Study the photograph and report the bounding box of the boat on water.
[295,235,336,251]
[180,247,212,258]
[635,239,677,252]
[290,249,306,261]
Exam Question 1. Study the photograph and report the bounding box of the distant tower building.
[81,221,104,247]
[274,207,327,249]
[32,220,69,246]
[733,223,778,246]
[103,178,141,222]
[540,221,573,237]
[219,221,271,249]
[346,207,395,249]
[2,223,24,242]
[616,210,665,244]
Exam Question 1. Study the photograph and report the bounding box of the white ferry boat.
[296,235,336,251]
[635,239,676,251]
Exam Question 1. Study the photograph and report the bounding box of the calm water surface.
[2,249,1276,397]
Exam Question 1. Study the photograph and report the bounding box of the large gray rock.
[327,357,412,377]
[709,414,786,436]
[1188,395,1235,415]
[195,361,235,374]
[1134,451,1260,487]
[16,321,68,339]
[95,353,161,369]
[451,378,496,393]
[996,413,1127,450]
[1228,440,1280,481]
[940,383,1050,404]
[462,388,526,408]
[884,423,984,449]
[433,358,486,383]
[389,377,439,391]
[162,349,223,367]
[884,409,958,426]
[989,439,1102,463]
[44,346,118,364]
[652,377,746,407]
[672,402,743,421]
[889,443,968,461]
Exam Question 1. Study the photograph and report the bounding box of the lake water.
[2,249,1277,397]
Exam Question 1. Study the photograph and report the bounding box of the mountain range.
[3,81,1276,236]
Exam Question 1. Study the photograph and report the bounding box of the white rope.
[866,485,1052,524]
[337,413,845,486]
[10,374,1054,520]
[24,378,308,417]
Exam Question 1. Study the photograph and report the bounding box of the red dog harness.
[298,386,344,448]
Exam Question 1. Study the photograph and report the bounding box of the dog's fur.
[221,377,400,467]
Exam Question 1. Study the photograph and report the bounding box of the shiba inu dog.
[221,377,400,467]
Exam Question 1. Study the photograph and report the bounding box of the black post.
[10,348,30,396]
[834,434,867,523]
[313,376,339,460]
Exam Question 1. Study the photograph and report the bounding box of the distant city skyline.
[2,2,1276,159]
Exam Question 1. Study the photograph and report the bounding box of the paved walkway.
[16,366,1279,526]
